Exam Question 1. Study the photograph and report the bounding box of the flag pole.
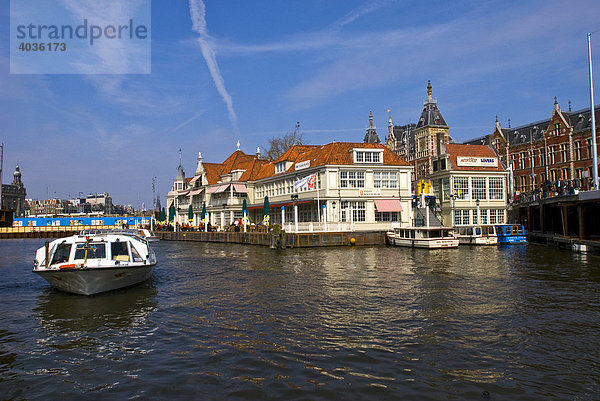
[316,172,320,223]
[588,32,599,189]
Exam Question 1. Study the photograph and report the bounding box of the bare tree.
[264,122,303,160]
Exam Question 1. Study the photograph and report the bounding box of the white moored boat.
[454,225,498,245]
[387,226,459,249]
[33,230,157,295]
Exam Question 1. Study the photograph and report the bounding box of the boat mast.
[588,33,599,189]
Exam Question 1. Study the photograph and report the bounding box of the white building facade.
[166,142,414,232]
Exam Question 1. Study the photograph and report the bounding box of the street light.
[476,198,480,225]
[291,194,299,233]
[450,193,457,226]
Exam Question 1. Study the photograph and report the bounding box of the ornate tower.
[413,80,450,183]
[363,111,381,143]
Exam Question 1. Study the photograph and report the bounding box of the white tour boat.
[387,226,459,249]
[454,225,498,245]
[33,230,157,295]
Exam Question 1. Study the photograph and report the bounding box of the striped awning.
[232,183,248,193]
[189,188,204,196]
[207,184,229,194]
[176,190,189,197]
[189,175,202,184]
[374,199,403,212]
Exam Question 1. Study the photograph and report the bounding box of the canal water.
[1,239,599,400]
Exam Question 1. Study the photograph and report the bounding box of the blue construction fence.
[14,216,151,227]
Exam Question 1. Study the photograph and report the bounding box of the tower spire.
[369,110,374,128]
[427,80,432,100]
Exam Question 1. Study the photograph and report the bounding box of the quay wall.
[0,225,108,239]
[157,230,387,248]
[0,226,387,247]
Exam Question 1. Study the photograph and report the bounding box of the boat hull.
[457,236,498,245]
[497,235,526,244]
[34,265,154,295]
[390,236,459,248]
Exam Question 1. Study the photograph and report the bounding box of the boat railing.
[79,228,148,241]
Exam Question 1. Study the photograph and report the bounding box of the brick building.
[466,99,600,196]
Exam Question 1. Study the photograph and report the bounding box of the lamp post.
[476,198,480,225]
[291,194,298,233]
[450,193,457,226]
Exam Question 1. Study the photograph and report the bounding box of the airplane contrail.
[189,0,239,134]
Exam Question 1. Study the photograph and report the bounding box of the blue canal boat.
[495,224,526,244]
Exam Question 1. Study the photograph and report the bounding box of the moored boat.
[455,225,498,245]
[387,226,459,248]
[495,224,527,244]
[33,230,157,295]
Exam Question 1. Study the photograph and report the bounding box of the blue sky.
[1,0,600,207]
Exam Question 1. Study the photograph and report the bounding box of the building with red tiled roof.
[167,141,414,231]
[427,143,509,226]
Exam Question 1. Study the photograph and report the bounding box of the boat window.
[467,228,473,235]
[512,226,518,235]
[74,242,106,260]
[489,226,495,235]
[475,228,481,235]
[517,226,524,234]
[111,241,130,262]
[410,230,415,239]
[51,243,72,264]
[482,227,488,235]
[131,245,143,263]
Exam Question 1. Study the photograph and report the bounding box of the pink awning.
[176,190,189,196]
[207,184,229,194]
[189,188,204,196]
[190,175,202,184]
[374,199,403,212]
[232,183,248,193]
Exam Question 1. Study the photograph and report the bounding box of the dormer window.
[354,149,383,164]
[554,123,560,136]
[275,162,286,174]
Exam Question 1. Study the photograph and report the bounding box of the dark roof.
[363,127,381,143]
[416,100,447,128]
[505,105,600,145]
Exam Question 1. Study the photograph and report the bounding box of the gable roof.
[445,143,505,172]
[250,142,410,181]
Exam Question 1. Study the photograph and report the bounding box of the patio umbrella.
[242,199,248,232]
[188,204,193,222]
[168,205,175,222]
[201,202,207,232]
[262,196,270,226]
[159,208,166,223]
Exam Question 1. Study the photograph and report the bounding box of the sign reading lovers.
[456,157,497,167]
